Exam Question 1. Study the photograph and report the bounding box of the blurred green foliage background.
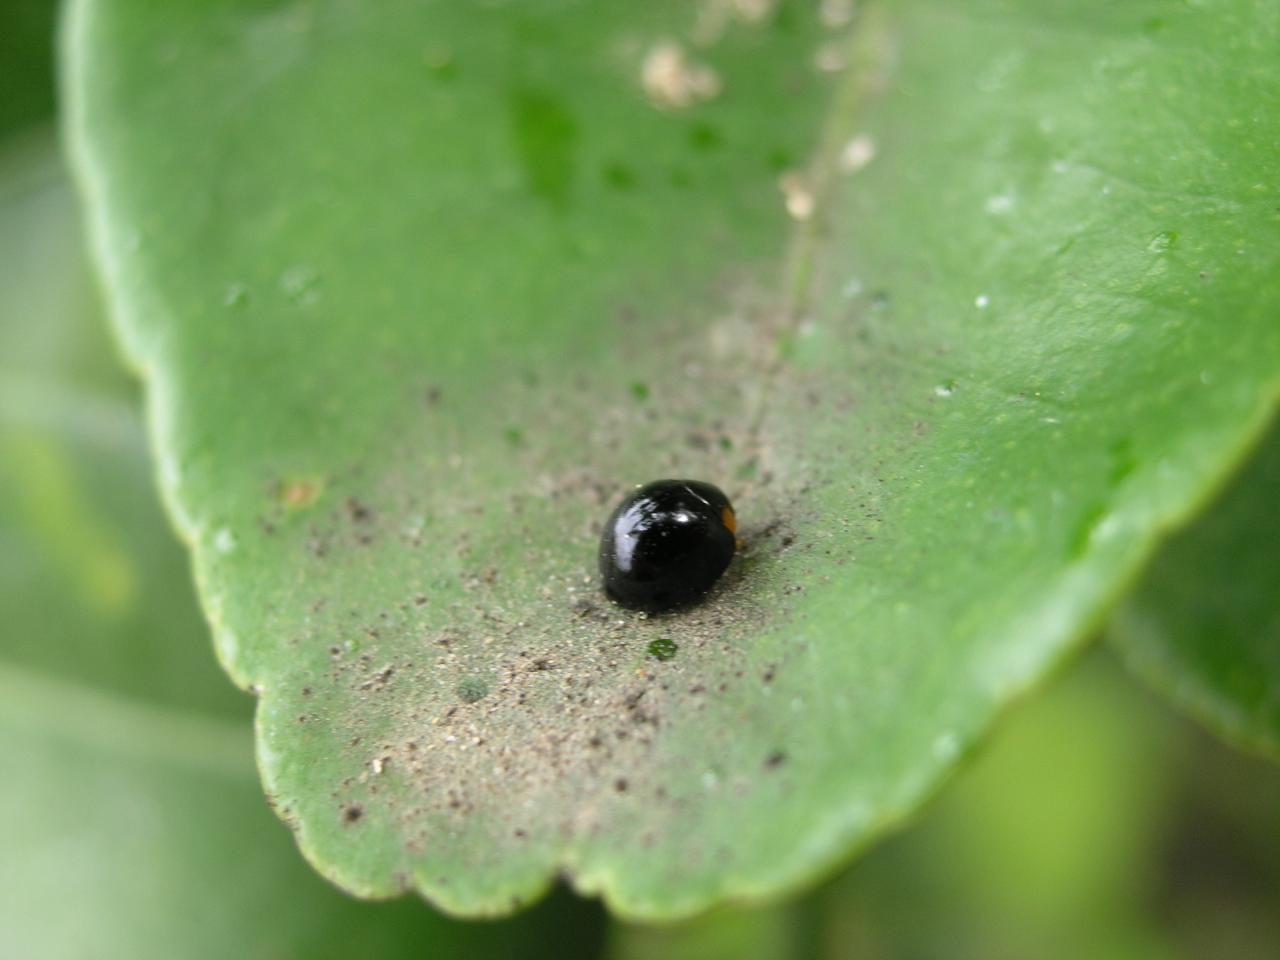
[3,3,1279,958]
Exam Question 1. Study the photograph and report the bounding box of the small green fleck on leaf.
[648,639,679,662]
[457,677,490,704]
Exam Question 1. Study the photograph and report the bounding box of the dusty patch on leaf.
[241,263,885,889]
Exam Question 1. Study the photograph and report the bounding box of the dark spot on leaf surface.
[648,638,678,662]
[602,162,637,191]
[508,87,578,210]
[688,122,723,152]
[766,146,793,172]
[457,677,489,703]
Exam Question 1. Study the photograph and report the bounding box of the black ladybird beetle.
[599,479,737,611]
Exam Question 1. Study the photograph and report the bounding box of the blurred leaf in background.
[1112,424,1280,762]
[819,650,1280,960]
[0,0,58,138]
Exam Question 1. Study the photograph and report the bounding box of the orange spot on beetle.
[721,506,737,535]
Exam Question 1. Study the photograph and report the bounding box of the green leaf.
[609,901,806,960]
[0,134,241,717]
[0,0,59,138]
[1111,422,1280,761]
[814,650,1185,960]
[66,0,1280,918]
[0,137,603,960]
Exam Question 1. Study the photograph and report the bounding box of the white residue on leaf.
[223,282,248,308]
[693,0,776,44]
[839,134,876,173]
[642,42,722,110]
[933,731,959,761]
[218,627,240,666]
[279,263,320,305]
[778,171,815,221]
[820,0,856,28]
[213,527,236,554]
[1091,513,1121,544]
[813,41,848,73]
[975,294,990,309]
[732,0,775,21]
[984,193,1015,215]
